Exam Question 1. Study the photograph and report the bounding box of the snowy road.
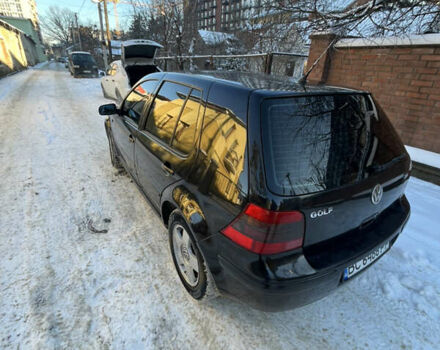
[1,62,439,350]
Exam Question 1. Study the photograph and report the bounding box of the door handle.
[161,162,174,176]
[128,134,135,143]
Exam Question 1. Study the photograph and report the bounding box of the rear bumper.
[218,233,401,312]
[73,68,98,77]
[210,196,410,312]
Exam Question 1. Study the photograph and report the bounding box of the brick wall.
[306,33,440,153]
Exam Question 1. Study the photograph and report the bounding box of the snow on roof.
[336,33,440,48]
[198,29,236,46]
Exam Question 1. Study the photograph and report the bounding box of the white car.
[101,39,162,102]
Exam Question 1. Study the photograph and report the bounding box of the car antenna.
[298,36,339,86]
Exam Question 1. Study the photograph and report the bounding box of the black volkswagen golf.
[98,71,411,311]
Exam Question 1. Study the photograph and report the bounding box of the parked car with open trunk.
[98,71,411,311]
[101,39,162,102]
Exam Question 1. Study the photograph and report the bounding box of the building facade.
[0,0,39,27]
[194,0,263,32]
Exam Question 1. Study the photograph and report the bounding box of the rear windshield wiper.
[367,154,406,173]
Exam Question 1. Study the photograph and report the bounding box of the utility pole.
[70,21,76,48]
[97,2,109,68]
[103,0,113,62]
[113,0,120,39]
[74,13,82,50]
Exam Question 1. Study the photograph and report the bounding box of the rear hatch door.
[260,93,410,247]
[121,39,163,67]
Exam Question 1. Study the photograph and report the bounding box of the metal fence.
[155,52,308,79]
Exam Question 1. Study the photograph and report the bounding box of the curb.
[411,162,440,186]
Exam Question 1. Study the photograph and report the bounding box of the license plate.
[83,70,91,73]
[343,241,390,280]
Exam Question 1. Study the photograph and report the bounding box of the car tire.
[169,210,218,301]
[106,127,124,170]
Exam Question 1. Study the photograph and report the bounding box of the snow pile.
[377,178,440,321]
[406,145,440,169]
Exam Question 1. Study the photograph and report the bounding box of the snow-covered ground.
[0,62,439,349]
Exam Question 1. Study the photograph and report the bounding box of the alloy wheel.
[172,224,200,287]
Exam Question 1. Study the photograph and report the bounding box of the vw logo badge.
[371,184,383,205]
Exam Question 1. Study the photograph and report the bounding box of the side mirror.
[98,103,118,115]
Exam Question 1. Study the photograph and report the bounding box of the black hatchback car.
[98,71,411,311]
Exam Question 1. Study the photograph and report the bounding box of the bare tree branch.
[41,6,75,45]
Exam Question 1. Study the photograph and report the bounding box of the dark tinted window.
[261,94,406,196]
[145,81,191,145]
[72,54,95,65]
[125,45,157,59]
[171,89,202,154]
[122,80,158,125]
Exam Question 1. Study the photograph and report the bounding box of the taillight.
[220,203,304,255]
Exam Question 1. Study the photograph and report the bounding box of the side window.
[171,89,202,154]
[144,81,191,145]
[122,80,158,125]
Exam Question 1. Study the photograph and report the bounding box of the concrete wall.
[0,20,28,75]
[307,33,440,154]
[0,19,38,76]
[20,32,37,66]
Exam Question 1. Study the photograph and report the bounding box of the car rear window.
[72,54,95,64]
[261,94,406,196]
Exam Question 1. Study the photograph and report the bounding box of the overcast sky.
[36,0,135,30]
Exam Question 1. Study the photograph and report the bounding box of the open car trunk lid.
[121,39,163,67]
[260,93,411,248]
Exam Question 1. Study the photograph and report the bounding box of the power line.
[78,0,87,14]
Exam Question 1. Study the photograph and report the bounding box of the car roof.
[161,71,364,95]
[70,51,92,55]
